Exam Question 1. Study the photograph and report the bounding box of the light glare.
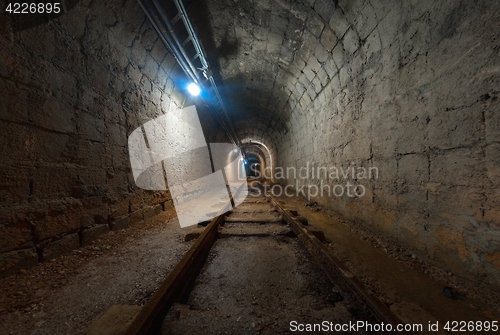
[188,83,201,96]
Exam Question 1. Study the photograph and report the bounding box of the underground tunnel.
[0,0,499,334]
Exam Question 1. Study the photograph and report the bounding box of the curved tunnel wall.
[0,0,225,275]
[0,0,499,293]
[189,0,500,290]
[241,141,274,180]
[271,0,500,289]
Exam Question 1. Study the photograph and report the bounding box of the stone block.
[111,215,130,231]
[82,225,110,246]
[143,204,163,220]
[0,80,29,123]
[129,210,144,224]
[33,164,75,200]
[306,14,324,37]
[266,43,281,54]
[356,4,379,40]
[75,139,108,168]
[109,194,130,219]
[41,233,80,261]
[0,165,30,206]
[397,154,428,185]
[0,122,34,164]
[430,148,486,187]
[143,57,159,82]
[314,43,329,63]
[372,186,398,211]
[427,105,483,151]
[34,95,75,134]
[253,26,268,41]
[34,199,84,241]
[314,0,335,22]
[267,32,283,45]
[316,67,329,87]
[329,8,350,39]
[0,246,38,278]
[81,197,109,227]
[0,220,33,253]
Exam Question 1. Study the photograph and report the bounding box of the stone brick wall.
[0,0,223,276]
[194,0,499,290]
[274,0,500,290]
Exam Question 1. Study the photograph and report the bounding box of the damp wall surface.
[273,0,500,290]
[0,0,223,276]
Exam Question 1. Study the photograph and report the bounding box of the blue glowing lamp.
[188,83,201,96]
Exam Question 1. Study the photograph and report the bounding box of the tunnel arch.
[185,0,500,291]
[241,146,266,179]
[242,153,262,178]
[1,0,499,298]
[241,140,275,182]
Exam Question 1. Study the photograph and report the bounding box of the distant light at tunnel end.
[188,83,201,96]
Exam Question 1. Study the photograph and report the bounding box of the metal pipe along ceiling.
[137,0,241,147]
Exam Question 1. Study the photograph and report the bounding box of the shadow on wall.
[221,71,291,133]
[183,0,240,102]
[184,0,240,59]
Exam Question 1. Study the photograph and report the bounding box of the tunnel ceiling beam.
[137,0,241,147]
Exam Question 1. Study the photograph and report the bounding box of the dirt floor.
[163,236,363,335]
[1,186,498,335]
[275,194,500,326]
[162,192,377,335]
[0,211,194,335]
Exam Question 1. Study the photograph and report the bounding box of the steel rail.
[122,186,406,335]
[123,216,222,335]
[123,187,241,335]
[267,194,411,334]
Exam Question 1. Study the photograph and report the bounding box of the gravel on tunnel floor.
[162,235,375,335]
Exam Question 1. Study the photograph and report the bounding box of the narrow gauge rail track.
[122,181,405,335]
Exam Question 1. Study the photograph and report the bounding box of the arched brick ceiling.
[185,0,337,149]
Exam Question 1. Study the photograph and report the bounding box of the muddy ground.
[0,211,194,335]
[161,190,377,334]
[163,235,364,335]
[0,189,497,334]
[277,195,500,325]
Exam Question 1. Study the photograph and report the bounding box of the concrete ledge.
[143,204,162,219]
[1,199,169,277]
[129,210,144,225]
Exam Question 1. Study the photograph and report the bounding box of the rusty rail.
[267,194,408,333]
[123,195,235,335]
[123,186,407,334]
